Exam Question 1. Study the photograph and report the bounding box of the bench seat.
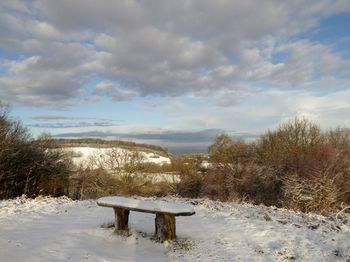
[97,196,195,242]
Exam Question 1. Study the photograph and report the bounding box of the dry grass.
[68,168,177,200]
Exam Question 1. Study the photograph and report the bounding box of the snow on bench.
[97,196,195,242]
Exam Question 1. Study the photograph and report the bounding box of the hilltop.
[52,138,170,157]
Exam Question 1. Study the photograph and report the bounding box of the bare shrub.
[203,118,350,214]
[280,142,350,214]
[257,117,324,173]
[227,164,281,205]
[69,168,118,199]
[70,166,177,199]
[88,148,144,173]
[140,180,177,197]
[202,163,281,205]
[201,163,231,201]
[325,127,350,149]
[138,162,175,173]
[178,171,202,198]
[0,105,72,199]
[176,157,202,198]
[204,133,280,203]
[283,172,338,215]
[257,120,350,214]
[208,133,256,164]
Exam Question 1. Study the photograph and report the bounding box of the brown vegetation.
[0,105,71,199]
[197,117,350,215]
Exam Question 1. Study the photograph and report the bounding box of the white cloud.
[95,82,139,101]
[132,85,350,134]
[0,0,350,109]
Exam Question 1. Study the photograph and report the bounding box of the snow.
[0,195,349,261]
[61,147,178,183]
[97,196,195,215]
[62,147,171,168]
[135,172,180,183]
[199,160,212,170]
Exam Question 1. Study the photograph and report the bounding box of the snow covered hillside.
[62,147,171,168]
[61,147,178,183]
[0,196,349,261]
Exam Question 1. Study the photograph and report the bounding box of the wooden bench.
[97,196,195,242]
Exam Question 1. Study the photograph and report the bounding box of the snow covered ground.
[0,196,349,261]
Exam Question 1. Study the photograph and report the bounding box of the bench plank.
[97,196,195,216]
[97,196,195,241]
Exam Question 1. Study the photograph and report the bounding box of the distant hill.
[51,138,169,157]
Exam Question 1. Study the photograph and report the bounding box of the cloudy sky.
[1,0,350,153]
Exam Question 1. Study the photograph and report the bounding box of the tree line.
[1,102,349,215]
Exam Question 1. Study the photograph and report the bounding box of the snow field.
[0,196,349,261]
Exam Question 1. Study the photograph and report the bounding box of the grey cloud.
[0,1,32,14]
[30,115,122,122]
[11,43,93,71]
[0,41,92,106]
[54,129,257,154]
[94,82,139,101]
[55,131,116,138]
[35,0,146,32]
[31,116,77,121]
[28,121,117,128]
[28,115,123,128]
[0,70,83,107]
[36,1,348,42]
[121,129,222,143]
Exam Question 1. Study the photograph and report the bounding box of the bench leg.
[155,213,176,242]
[114,208,130,230]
